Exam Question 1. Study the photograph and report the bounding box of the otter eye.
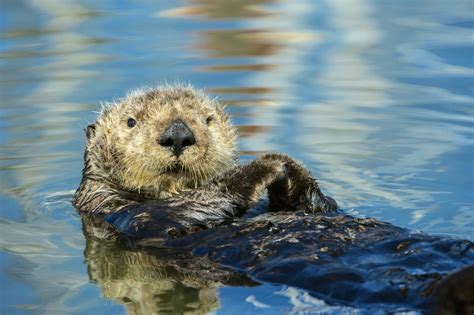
[127,118,136,128]
[206,116,214,125]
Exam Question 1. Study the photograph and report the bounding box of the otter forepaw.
[301,182,338,213]
[104,205,190,243]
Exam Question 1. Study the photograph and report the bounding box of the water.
[1,0,473,313]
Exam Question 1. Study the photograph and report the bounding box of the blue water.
[1,0,473,314]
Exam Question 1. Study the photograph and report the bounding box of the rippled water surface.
[1,0,473,314]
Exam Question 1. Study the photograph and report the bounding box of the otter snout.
[159,119,196,157]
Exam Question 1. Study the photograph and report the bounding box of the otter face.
[86,86,238,198]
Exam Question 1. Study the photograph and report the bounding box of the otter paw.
[104,206,189,242]
[302,183,338,213]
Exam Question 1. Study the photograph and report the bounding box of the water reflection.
[304,0,474,231]
[82,218,257,314]
[158,0,275,20]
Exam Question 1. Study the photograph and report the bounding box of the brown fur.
[74,85,238,214]
[75,86,472,313]
[432,265,474,315]
[74,85,336,238]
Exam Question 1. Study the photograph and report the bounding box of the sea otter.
[74,85,337,239]
[75,85,473,312]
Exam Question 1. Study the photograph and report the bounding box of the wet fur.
[75,85,473,312]
[73,85,335,233]
[74,85,239,214]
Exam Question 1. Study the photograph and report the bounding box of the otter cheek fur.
[73,85,336,235]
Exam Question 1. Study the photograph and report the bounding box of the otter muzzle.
[159,119,196,157]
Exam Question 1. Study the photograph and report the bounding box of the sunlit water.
[1,0,473,314]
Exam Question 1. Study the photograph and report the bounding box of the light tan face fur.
[86,86,238,199]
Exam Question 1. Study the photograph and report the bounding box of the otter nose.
[159,119,196,157]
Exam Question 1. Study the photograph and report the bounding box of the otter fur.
[74,86,238,213]
[75,85,473,312]
[74,85,336,238]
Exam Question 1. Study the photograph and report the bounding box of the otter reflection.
[82,217,258,314]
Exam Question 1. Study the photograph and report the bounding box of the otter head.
[84,85,238,199]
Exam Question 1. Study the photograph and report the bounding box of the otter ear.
[85,124,96,139]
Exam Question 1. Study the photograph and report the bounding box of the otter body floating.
[75,85,473,313]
